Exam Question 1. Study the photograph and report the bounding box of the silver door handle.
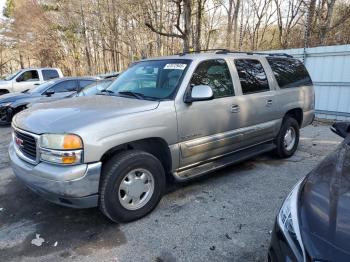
[231,105,240,113]
[266,100,273,106]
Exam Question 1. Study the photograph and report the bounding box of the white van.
[0,68,63,95]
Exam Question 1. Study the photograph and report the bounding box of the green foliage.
[3,0,15,18]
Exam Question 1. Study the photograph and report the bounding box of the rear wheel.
[99,150,166,223]
[275,117,300,158]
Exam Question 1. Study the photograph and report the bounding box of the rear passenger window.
[52,80,78,93]
[79,80,95,88]
[234,59,269,95]
[42,70,59,81]
[190,59,234,98]
[266,58,312,88]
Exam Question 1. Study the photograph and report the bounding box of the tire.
[99,150,166,223]
[275,117,300,158]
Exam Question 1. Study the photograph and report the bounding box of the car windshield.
[3,70,22,81]
[78,80,114,97]
[27,80,55,94]
[106,59,191,100]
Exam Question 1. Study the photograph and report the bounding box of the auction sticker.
[164,64,187,70]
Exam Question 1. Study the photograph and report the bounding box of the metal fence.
[267,44,350,121]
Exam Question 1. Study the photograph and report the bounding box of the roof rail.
[216,50,293,58]
[177,49,230,56]
[177,49,293,58]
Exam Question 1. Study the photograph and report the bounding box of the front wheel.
[275,117,300,158]
[99,150,166,223]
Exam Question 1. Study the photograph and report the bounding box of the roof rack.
[215,50,293,58]
[177,49,230,56]
[177,49,293,58]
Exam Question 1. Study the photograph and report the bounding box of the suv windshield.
[106,59,191,99]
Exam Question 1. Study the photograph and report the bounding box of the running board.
[174,142,276,181]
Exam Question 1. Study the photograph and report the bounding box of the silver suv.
[9,50,315,222]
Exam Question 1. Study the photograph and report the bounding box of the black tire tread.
[99,149,165,223]
[275,117,300,158]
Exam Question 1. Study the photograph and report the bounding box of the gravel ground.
[0,122,342,262]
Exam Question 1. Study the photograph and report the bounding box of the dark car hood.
[13,95,160,134]
[299,137,350,261]
[0,92,32,103]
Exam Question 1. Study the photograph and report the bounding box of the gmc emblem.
[15,137,24,147]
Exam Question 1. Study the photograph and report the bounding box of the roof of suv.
[142,50,293,62]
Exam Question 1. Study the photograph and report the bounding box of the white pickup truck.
[0,68,63,95]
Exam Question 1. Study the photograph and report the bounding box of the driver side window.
[190,59,234,98]
[16,70,39,82]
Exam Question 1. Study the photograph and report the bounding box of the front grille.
[14,130,37,161]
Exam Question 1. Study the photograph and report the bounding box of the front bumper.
[9,142,101,208]
[268,219,299,262]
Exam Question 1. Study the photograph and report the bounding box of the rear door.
[231,58,280,147]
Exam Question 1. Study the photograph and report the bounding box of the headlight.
[39,134,83,165]
[278,180,305,261]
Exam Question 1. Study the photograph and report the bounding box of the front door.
[176,59,243,168]
[14,70,41,92]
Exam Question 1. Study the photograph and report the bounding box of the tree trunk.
[183,0,192,52]
[195,0,202,51]
[232,0,241,49]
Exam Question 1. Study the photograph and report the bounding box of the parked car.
[9,50,315,222]
[0,77,96,125]
[77,78,116,97]
[268,122,350,262]
[0,68,64,95]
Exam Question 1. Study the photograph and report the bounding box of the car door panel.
[176,59,244,168]
[232,58,280,146]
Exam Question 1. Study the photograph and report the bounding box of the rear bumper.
[301,109,315,128]
[9,142,101,208]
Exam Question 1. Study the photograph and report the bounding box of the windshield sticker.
[164,64,187,70]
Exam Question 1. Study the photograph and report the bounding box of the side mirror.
[45,89,55,96]
[184,85,214,103]
[331,122,350,138]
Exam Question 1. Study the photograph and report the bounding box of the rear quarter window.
[266,58,312,88]
[42,69,59,81]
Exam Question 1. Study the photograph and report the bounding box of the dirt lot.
[0,122,341,262]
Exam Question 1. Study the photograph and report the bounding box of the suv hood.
[299,138,350,261]
[13,96,160,134]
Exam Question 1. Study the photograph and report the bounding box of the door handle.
[266,99,273,106]
[231,105,240,113]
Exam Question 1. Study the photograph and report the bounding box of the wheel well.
[100,138,173,181]
[0,89,9,95]
[285,108,303,126]
[14,105,27,114]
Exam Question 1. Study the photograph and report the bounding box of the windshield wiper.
[97,89,115,96]
[118,91,146,99]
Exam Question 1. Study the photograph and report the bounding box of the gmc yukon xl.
[9,51,315,222]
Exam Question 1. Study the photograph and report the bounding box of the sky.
[0,0,5,18]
